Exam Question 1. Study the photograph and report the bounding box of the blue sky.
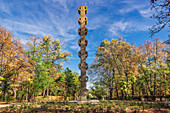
[0,0,169,80]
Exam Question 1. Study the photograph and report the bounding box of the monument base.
[67,100,100,104]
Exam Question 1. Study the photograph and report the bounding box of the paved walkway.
[107,100,170,107]
[0,103,21,108]
[0,104,13,108]
[0,100,169,108]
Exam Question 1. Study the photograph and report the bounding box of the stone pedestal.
[68,100,100,104]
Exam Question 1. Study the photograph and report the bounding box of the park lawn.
[0,101,169,113]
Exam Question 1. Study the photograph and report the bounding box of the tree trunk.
[125,72,129,97]
[43,89,46,97]
[26,88,28,101]
[13,88,17,99]
[28,87,33,102]
[154,74,156,96]
[109,87,113,100]
[73,91,76,100]
[3,80,7,101]
[47,87,49,96]
[132,81,134,96]
[149,74,154,96]
[115,83,119,97]
[121,90,124,99]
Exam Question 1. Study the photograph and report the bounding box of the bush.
[35,96,65,102]
[164,95,170,101]
[87,94,92,100]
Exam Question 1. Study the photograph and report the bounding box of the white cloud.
[139,8,153,18]
[88,15,109,30]
[0,0,78,49]
[114,21,130,31]
[0,18,48,36]
[0,1,10,14]
[109,21,151,36]
[70,45,79,51]
[109,21,130,36]
[44,0,75,13]
[0,0,154,52]
[118,0,152,18]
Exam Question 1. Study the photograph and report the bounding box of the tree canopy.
[88,37,169,100]
[149,0,170,37]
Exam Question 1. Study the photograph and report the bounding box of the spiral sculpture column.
[78,6,88,101]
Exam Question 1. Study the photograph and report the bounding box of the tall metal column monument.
[78,5,88,101]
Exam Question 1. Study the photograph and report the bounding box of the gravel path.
[0,103,21,108]
[108,100,170,107]
[0,104,13,108]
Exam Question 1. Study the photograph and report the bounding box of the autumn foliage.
[0,25,169,102]
[0,26,80,102]
[89,37,169,100]
[0,26,33,101]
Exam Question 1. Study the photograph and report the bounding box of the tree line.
[0,26,80,102]
[88,37,169,100]
[0,25,169,102]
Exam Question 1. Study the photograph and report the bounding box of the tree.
[137,38,169,98]
[90,81,107,100]
[25,36,42,101]
[63,68,80,100]
[26,35,72,99]
[89,37,169,100]
[88,37,136,99]
[149,0,170,37]
[0,26,75,102]
[164,38,170,67]
[40,35,72,96]
[0,26,33,101]
[88,40,115,100]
